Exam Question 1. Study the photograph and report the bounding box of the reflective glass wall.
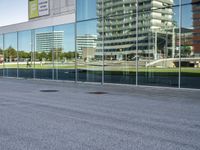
[101,0,136,84]
[0,0,200,89]
[180,0,200,88]
[34,27,54,79]
[54,24,75,81]
[75,0,200,89]
[0,23,76,81]
[76,0,102,83]
[4,32,18,77]
[18,30,33,78]
[0,35,3,76]
[138,0,180,87]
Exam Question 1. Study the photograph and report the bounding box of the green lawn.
[0,64,200,75]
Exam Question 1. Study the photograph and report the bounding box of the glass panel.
[138,0,179,87]
[77,0,97,21]
[181,1,200,89]
[34,27,54,79]
[77,19,102,83]
[4,32,18,77]
[18,30,33,78]
[101,0,136,84]
[182,0,191,5]
[0,35,3,76]
[53,23,75,81]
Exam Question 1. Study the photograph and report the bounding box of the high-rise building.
[76,35,97,59]
[36,31,64,52]
[96,0,174,60]
[192,0,200,56]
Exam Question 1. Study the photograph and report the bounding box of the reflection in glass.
[53,23,75,81]
[18,30,33,78]
[34,27,54,79]
[138,1,179,87]
[99,0,136,84]
[77,0,97,21]
[77,20,102,83]
[0,35,3,76]
[180,2,200,89]
[4,32,18,77]
[0,0,199,89]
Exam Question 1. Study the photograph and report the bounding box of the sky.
[174,0,193,28]
[0,0,28,27]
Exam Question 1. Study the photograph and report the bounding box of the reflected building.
[96,0,174,60]
[175,28,193,57]
[36,31,64,52]
[192,0,200,56]
[76,35,97,61]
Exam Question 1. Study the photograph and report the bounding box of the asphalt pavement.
[0,78,200,150]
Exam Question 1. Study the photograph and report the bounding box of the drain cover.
[88,92,108,95]
[40,90,59,92]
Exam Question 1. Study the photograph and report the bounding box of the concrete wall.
[0,13,75,34]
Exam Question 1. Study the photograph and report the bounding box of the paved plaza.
[0,78,200,150]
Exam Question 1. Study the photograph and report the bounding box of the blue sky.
[0,0,28,27]
[174,0,193,28]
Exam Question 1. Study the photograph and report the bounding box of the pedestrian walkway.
[0,78,200,150]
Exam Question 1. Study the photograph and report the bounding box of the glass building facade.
[0,0,200,89]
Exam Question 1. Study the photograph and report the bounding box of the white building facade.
[36,31,64,52]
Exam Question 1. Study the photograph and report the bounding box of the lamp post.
[172,26,176,58]
[155,30,158,60]
[135,0,138,86]
[152,27,160,60]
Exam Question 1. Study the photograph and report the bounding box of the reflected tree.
[18,51,31,59]
[181,46,191,57]
[4,46,17,62]
[36,51,48,61]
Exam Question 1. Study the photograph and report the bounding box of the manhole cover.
[40,90,59,93]
[88,92,108,95]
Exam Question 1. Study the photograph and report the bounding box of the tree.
[18,51,31,59]
[36,51,48,61]
[62,52,76,59]
[0,48,3,54]
[4,46,17,62]
[181,46,191,57]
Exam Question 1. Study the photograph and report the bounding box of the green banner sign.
[29,0,39,19]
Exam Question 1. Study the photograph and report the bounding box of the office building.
[192,0,200,56]
[36,31,64,52]
[96,0,174,60]
[76,35,97,59]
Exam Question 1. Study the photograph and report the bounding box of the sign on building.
[29,0,49,19]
